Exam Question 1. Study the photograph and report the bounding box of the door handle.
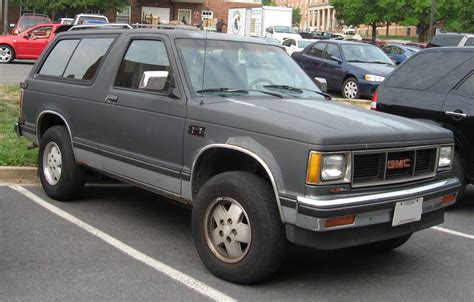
[445,111,468,120]
[105,95,118,103]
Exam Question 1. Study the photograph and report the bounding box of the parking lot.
[2,184,473,301]
[0,61,34,85]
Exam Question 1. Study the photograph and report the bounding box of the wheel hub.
[42,142,62,185]
[204,197,251,263]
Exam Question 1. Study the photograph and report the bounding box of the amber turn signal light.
[441,194,457,204]
[306,152,321,185]
[325,215,355,228]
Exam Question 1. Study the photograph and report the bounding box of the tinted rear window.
[39,39,79,77]
[63,38,113,80]
[427,34,464,47]
[384,51,473,90]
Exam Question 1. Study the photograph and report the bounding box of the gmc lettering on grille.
[387,159,411,169]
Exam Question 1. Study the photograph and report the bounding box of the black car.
[292,40,395,99]
[427,32,474,48]
[374,47,474,199]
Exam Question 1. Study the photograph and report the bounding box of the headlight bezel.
[364,74,386,82]
[306,151,352,185]
[437,145,453,171]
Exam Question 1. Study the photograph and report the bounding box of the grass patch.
[0,85,38,166]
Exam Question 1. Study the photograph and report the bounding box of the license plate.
[392,198,423,227]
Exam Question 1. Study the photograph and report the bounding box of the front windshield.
[342,44,394,64]
[274,26,297,33]
[176,39,323,99]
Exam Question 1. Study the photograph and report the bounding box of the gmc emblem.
[387,159,411,169]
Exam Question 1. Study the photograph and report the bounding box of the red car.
[0,23,62,63]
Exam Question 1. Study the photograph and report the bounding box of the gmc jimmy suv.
[15,28,460,284]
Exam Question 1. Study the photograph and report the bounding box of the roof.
[56,28,287,45]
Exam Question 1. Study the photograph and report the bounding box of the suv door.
[442,70,474,174]
[299,42,327,81]
[377,50,474,123]
[99,35,185,194]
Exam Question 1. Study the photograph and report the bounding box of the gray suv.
[15,28,461,284]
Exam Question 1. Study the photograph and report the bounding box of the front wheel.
[342,77,360,99]
[0,45,15,63]
[192,171,286,284]
[38,126,86,200]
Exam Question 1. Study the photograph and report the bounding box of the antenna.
[200,29,208,105]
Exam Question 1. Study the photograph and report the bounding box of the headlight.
[438,146,453,169]
[364,74,385,82]
[321,154,345,181]
[306,151,350,184]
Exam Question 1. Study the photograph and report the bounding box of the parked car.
[299,31,314,39]
[0,23,62,63]
[265,25,302,42]
[427,32,474,48]
[382,44,419,65]
[292,40,395,99]
[374,47,474,200]
[311,31,333,39]
[16,28,460,284]
[282,38,313,55]
[58,18,74,25]
[72,14,109,25]
[10,14,52,35]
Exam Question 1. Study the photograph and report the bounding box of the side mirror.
[330,55,342,64]
[314,77,327,93]
[139,71,169,91]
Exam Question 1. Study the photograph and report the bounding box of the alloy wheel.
[42,141,62,185]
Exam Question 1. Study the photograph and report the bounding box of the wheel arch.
[191,144,285,223]
[36,110,76,157]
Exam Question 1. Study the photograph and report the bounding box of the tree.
[262,0,275,6]
[292,8,301,27]
[442,0,474,33]
[14,0,129,20]
[331,0,388,41]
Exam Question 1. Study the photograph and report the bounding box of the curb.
[0,166,39,184]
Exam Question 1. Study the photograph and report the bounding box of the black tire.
[452,151,466,202]
[361,234,412,252]
[192,171,286,284]
[38,126,86,201]
[342,77,360,99]
[0,44,15,63]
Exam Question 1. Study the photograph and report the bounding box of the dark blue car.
[382,44,420,65]
[292,40,395,99]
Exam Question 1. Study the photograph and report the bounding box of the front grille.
[352,147,437,187]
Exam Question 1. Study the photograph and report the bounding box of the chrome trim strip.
[36,110,76,158]
[191,143,285,223]
[297,178,459,209]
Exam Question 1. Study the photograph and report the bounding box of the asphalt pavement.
[0,60,34,85]
[2,184,473,301]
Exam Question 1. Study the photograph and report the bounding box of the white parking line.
[431,226,474,240]
[9,185,235,302]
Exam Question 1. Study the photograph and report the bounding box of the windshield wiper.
[263,84,331,100]
[368,61,392,64]
[196,88,283,98]
[346,60,369,63]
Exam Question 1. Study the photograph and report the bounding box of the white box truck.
[228,6,301,41]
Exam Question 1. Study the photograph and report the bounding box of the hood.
[348,62,395,77]
[189,97,452,150]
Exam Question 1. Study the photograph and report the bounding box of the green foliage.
[14,0,129,17]
[262,0,276,6]
[292,8,302,27]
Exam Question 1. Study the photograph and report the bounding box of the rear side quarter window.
[384,51,473,90]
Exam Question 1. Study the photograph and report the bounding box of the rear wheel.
[38,126,86,200]
[192,171,286,284]
[0,45,14,63]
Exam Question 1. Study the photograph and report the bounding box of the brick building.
[2,0,261,33]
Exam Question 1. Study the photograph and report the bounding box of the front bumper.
[358,79,380,97]
[282,177,460,250]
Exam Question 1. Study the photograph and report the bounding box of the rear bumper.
[282,177,460,249]
[14,121,22,137]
